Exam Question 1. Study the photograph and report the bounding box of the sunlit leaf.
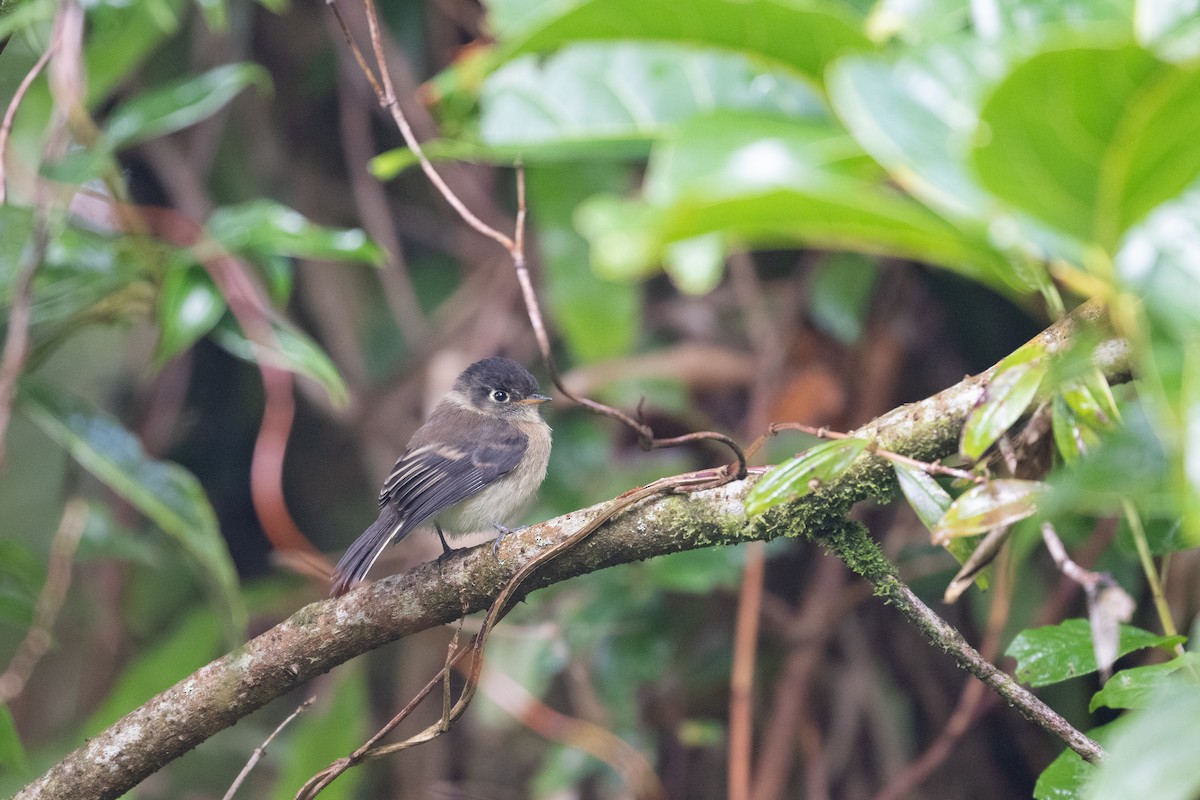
[103,63,270,149]
[154,263,226,363]
[207,200,383,266]
[1090,653,1200,712]
[931,479,1046,544]
[18,381,245,644]
[210,315,349,407]
[663,234,724,295]
[1006,619,1185,687]
[746,437,869,516]
[480,43,826,156]
[499,0,870,84]
[892,459,952,530]
[973,45,1200,251]
[961,343,1048,460]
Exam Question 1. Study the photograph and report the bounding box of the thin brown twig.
[0,216,48,468]
[729,540,765,800]
[0,34,60,204]
[223,696,316,800]
[0,498,87,704]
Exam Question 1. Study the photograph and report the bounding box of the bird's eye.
[490,389,510,403]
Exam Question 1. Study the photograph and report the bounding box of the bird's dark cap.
[456,357,541,397]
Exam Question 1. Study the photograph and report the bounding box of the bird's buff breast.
[435,416,551,535]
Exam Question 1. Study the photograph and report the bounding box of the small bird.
[330,357,552,596]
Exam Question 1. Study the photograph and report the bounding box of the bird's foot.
[491,523,527,556]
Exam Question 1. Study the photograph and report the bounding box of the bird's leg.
[435,524,456,559]
[491,523,527,556]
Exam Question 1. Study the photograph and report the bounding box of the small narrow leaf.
[1052,394,1100,464]
[747,438,869,516]
[1006,619,1185,687]
[18,381,245,644]
[893,460,953,530]
[962,344,1049,460]
[210,315,349,407]
[1061,369,1120,431]
[931,479,1047,544]
[104,63,270,149]
[154,263,227,363]
[207,200,383,265]
[0,705,27,774]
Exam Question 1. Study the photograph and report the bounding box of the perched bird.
[330,357,552,596]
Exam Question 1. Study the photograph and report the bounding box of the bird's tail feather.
[330,507,407,597]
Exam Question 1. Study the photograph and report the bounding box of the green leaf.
[577,112,1020,293]
[961,343,1048,460]
[1052,394,1101,465]
[1005,619,1185,687]
[1116,190,1200,342]
[892,459,952,530]
[0,704,27,775]
[103,63,270,149]
[210,315,349,407]
[481,43,826,155]
[526,163,642,362]
[1061,369,1120,430]
[154,263,227,363]
[17,380,245,644]
[1034,724,1115,800]
[973,45,1200,251]
[1090,653,1200,711]
[271,665,366,800]
[207,200,383,265]
[931,479,1047,544]
[1085,684,1200,800]
[500,0,871,84]
[746,437,869,516]
[663,234,724,295]
[807,252,879,344]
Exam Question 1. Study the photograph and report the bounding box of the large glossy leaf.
[746,437,869,516]
[206,200,383,266]
[480,43,826,156]
[961,341,1048,460]
[103,63,269,149]
[577,112,1018,291]
[210,315,350,407]
[527,163,642,361]
[930,478,1046,543]
[973,45,1200,251]
[500,0,871,84]
[17,381,245,643]
[1006,619,1185,687]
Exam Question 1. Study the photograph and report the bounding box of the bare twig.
[0,498,87,705]
[728,541,765,800]
[222,696,316,800]
[0,34,60,203]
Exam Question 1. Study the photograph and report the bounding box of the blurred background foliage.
[2,0,1200,797]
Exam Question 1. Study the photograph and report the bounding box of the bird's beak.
[519,393,552,405]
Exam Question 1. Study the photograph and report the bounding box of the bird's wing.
[378,411,528,527]
[330,412,527,596]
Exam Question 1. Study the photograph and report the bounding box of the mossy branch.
[19,301,1124,799]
